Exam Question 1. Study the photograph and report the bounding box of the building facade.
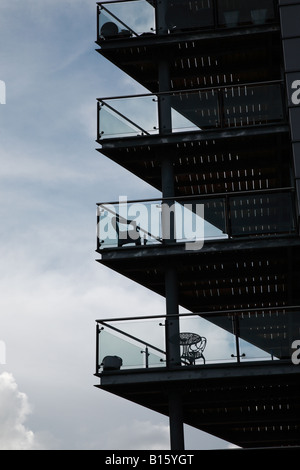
[94,0,300,449]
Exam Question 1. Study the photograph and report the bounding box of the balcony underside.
[98,125,291,197]
[95,361,300,448]
[97,236,300,313]
[97,28,281,93]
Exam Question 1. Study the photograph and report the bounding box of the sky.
[0,0,232,450]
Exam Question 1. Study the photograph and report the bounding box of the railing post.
[96,4,101,42]
[234,314,241,364]
[225,195,232,238]
[231,314,245,363]
[97,101,101,140]
[96,205,100,251]
[96,323,100,374]
[145,347,149,368]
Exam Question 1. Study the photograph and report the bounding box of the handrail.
[96,188,297,249]
[99,101,150,136]
[99,4,139,37]
[97,80,285,103]
[96,305,300,324]
[97,200,163,242]
[99,320,166,356]
[96,187,295,207]
[97,80,286,139]
[97,0,279,41]
[96,305,298,370]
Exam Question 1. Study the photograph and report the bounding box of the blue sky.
[0,0,231,449]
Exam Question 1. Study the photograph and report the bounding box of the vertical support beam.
[165,268,181,368]
[158,60,172,135]
[165,266,184,451]
[155,0,169,35]
[168,391,185,451]
[156,0,185,451]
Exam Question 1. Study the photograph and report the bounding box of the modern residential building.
[94,0,300,449]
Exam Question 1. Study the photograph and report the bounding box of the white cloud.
[0,372,40,450]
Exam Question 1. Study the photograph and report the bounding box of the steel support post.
[156,0,185,450]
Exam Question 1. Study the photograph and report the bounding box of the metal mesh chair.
[180,332,207,365]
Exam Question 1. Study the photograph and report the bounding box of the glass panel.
[97,0,278,41]
[99,96,158,139]
[223,84,284,128]
[217,0,276,28]
[97,201,163,248]
[179,314,237,365]
[99,329,145,369]
[165,0,214,33]
[98,0,155,39]
[97,191,295,249]
[99,105,142,138]
[202,198,227,237]
[229,192,295,236]
[112,319,166,352]
[97,197,229,249]
[99,319,166,371]
[197,312,291,363]
[171,90,220,131]
[238,310,300,360]
[98,84,284,140]
[97,309,300,372]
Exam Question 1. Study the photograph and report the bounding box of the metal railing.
[96,189,296,250]
[95,306,300,374]
[96,0,279,41]
[97,81,286,140]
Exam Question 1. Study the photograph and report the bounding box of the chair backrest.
[111,216,141,247]
[102,355,123,371]
[180,332,207,364]
[189,336,207,354]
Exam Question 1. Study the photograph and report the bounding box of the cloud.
[0,372,40,450]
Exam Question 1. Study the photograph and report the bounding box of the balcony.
[96,0,278,42]
[96,190,296,251]
[97,82,285,141]
[95,307,300,376]
[95,308,300,448]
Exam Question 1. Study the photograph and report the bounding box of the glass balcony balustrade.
[97,82,285,140]
[97,0,155,40]
[97,0,278,41]
[96,190,296,250]
[96,307,300,374]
